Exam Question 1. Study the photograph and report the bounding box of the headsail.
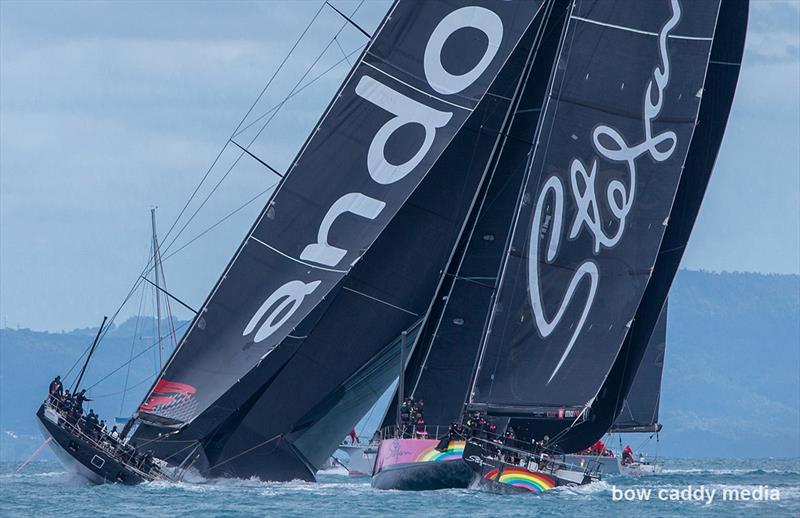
[383,0,571,430]
[469,0,723,416]
[610,302,667,433]
[550,0,748,452]
[137,0,547,427]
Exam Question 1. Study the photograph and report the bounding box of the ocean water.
[1,459,798,517]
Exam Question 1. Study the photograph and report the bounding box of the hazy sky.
[1,1,798,331]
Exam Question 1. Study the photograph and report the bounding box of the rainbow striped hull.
[463,438,595,493]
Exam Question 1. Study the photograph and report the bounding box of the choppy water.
[2,459,798,517]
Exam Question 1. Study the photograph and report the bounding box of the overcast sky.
[1,1,798,331]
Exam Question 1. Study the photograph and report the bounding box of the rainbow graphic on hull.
[415,440,465,462]
[484,466,557,492]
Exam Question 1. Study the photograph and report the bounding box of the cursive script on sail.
[527,0,682,384]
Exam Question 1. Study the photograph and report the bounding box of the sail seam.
[709,59,742,66]
[361,61,474,112]
[570,16,713,41]
[249,236,349,273]
[340,286,419,316]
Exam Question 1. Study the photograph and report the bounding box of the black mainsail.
[381,0,571,431]
[551,0,748,451]
[131,0,549,480]
[469,0,728,426]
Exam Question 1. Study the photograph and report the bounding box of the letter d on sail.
[244,280,321,345]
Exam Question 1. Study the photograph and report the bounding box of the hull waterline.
[371,438,470,490]
[36,403,150,485]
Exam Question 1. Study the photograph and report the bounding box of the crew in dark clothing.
[74,389,91,416]
[85,409,99,438]
[49,376,63,398]
[400,398,412,427]
[142,450,155,473]
[448,420,463,439]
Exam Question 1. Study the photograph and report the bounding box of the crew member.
[49,376,63,398]
[347,428,359,444]
[590,439,605,455]
[504,426,516,443]
[622,445,634,465]
[74,389,91,416]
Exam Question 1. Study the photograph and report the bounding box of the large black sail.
[136,0,546,426]
[470,0,722,415]
[386,1,571,430]
[610,303,667,433]
[171,11,553,479]
[551,0,748,452]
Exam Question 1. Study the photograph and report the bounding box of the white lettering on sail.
[356,76,452,185]
[424,6,504,95]
[300,193,386,267]
[528,0,681,383]
[243,280,321,344]
[243,4,509,345]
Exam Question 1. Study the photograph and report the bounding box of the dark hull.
[371,460,472,491]
[463,439,595,493]
[36,404,148,485]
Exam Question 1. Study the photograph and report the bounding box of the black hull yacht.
[36,398,167,485]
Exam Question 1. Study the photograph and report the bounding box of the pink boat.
[371,437,472,490]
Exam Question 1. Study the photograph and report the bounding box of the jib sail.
[469,0,724,416]
[381,0,571,431]
[610,303,667,433]
[136,0,546,426]
[551,0,748,452]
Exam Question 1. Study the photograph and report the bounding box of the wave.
[663,468,800,476]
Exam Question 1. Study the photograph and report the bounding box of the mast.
[151,207,163,369]
[72,316,108,392]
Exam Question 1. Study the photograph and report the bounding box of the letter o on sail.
[243,280,321,344]
[424,6,503,95]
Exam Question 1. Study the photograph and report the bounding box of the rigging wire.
[83,321,191,393]
[69,1,369,406]
[120,271,149,413]
[58,4,350,388]
[156,1,328,252]
[158,2,366,261]
[161,184,276,262]
[96,374,155,400]
[64,0,332,369]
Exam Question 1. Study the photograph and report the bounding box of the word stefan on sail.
[529,0,682,383]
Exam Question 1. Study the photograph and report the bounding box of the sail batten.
[136,1,548,427]
[469,0,723,414]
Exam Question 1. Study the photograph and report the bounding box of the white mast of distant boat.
[151,207,164,369]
